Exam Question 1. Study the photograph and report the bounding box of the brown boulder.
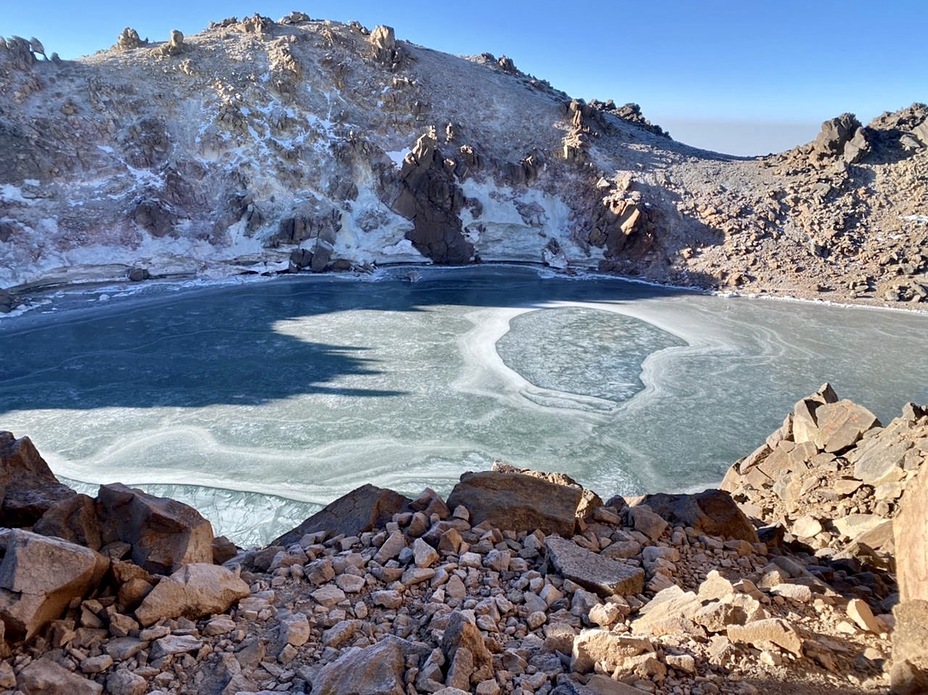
[313,635,426,695]
[96,483,214,574]
[896,465,928,603]
[635,489,758,542]
[812,399,880,453]
[446,471,581,536]
[17,656,103,694]
[33,493,102,550]
[0,431,76,526]
[0,529,109,641]
[273,484,410,547]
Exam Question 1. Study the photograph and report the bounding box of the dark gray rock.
[33,493,102,550]
[635,489,758,542]
[273,484,409,547]
[545,535,644,597]
[446,471,581,536]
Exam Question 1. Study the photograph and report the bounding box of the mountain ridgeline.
[0,13,926,309]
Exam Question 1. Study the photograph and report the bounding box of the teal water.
[2,266,926,545]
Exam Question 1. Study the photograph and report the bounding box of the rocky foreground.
[1,14,927,309]
[1,386,927,694]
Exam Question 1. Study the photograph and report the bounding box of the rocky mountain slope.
[1,14,927,309]
[1,387,927,694]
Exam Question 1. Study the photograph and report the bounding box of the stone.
[631,586,701,636]
[134,563,249,627]
[892,599,928,693]
[274,484,409,546]
[374,530,407,564]
[727,618,803,656]
[96,483,214,574]
[323,619,360,648]
[791,384,838,443]
[33,493,103,550]
[791,515,823,538]
[441,611,493,682]
[545,536,644,596]
[373,589,403,609]
[81,653,113,674]
[280,611,311,647]
[106,669,147,695]
[17,656,103,694]
[571,629,653,674]
[635,489,758,542]
[335,573,366,593]
[0,431,76,526]
[626,506,668,541]
[897,465,928,603]
[446,471,581,536]
[852,431,912,485]
[0,529,109,641]
[697,571,736,601]
[150,634,203,659]
[311,585,346,608]
[770,583,813,603]
[847,598,882,633]
[413,537,440,568]
[812,400,880,453]
[313,635,421,695]
[833,513,886,541]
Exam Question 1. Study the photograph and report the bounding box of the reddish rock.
[635,489,758,542]
[0,432,76,526]
[96,483,214,574]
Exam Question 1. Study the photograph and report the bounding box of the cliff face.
[1,15,926,306]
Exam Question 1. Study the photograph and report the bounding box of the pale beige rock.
[847,598,882,633]
[571,629,653,674]
[545,535,644,597]
[727,618,803,656]
[135,563,249,627]
[17,656,103,694]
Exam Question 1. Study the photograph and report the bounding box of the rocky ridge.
[2,386,928,693]
[0,14,926,310]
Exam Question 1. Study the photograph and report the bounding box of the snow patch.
[386,149,410,169]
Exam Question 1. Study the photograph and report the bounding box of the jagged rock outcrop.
[0,431,76,526]
[721,385,927,570]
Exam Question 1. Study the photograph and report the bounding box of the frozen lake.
[2,266,927,545]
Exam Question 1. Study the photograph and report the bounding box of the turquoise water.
[2,266,927,545]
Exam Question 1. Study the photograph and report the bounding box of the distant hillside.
[0,14,926,307]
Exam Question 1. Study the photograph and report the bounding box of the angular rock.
[812,400,880,453]
[33,493,103,550]
[97,483,214,574]
[635,489,758,542]
[626,506,668,541]
[631,586,701,636]
[446,471,581,536]
[441,611,493,683]
[0,529,109,641]
[273,484,409,547]
[791,384,838,444]
[17,656,103,694]
[0,431,76,526]
[313,635,423,695]
[727,618,803,656]
[892,599,928,693]
[134,563,249,627]
[106,669,147,695]
[150,634,203,659]
[545,536,644,597]
[897,466,928,603]
[571,629,653,674]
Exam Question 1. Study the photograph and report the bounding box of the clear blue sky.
[3,1,926,155]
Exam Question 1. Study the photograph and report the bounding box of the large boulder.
[634,489,758,542]
[273,484,410,547]
[0,431,76,526]
[135,563,249,627]
[17,656,103,694]
[96,483,214,574]
[545,535,644,596]
[446,471,581,536]
[313,635,426,695]
[0,529,109,641]
[33,493,103,550]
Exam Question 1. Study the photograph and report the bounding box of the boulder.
[446,471,581,536]
[17,656,103,694]
[134,563,249,627]
[313,635,426,695]
[273,484,409,547]
[812,113,862,157]
[96,483,214,574]
[634,489,758,542]
[727,618,803,656]
[571,630,653,674]
[0,431,76,526]
[892,599,928,693]
[631,586,702,636]
[440,611,493,683]
[33,493,103,550]
[0,529,109,641]
[791,384,838,444]
[545,536,644,597]
[812,400,880,453]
